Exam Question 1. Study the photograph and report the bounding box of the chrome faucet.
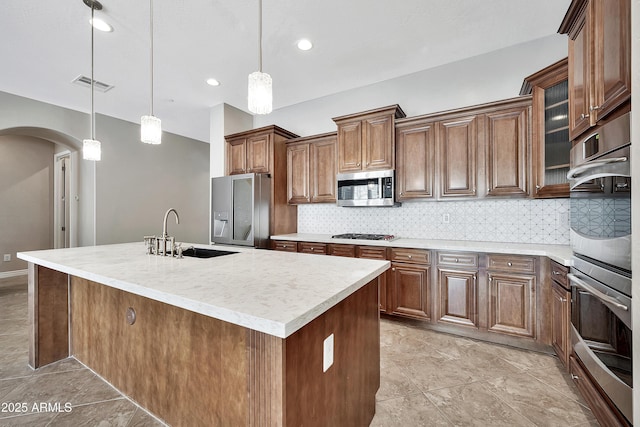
[163,208,180,238]
[159,208,179,256]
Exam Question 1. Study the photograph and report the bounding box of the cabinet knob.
[126,307,137,325]
[580,113,590,120]
[392,267,396,271]
[356,162,361,167]
[589,105,600,112]
[560,297,567,302]
[571,374,579,380]
[455,258,459,263]
[408,255,412,259]
[507,262,512,267]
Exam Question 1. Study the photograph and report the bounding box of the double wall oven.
[568,112,632,423]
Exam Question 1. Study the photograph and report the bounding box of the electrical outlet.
[3,254,10,262]
[442,213,450,224]
[323,334,334,372]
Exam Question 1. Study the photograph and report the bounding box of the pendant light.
[141,0,162,144]
[82,0,102,161]
[247,0,272,114]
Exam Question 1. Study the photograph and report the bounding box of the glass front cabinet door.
[521,58,571,198]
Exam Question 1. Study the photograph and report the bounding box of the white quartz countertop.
[271,233,573,266]
[18,242,389,338]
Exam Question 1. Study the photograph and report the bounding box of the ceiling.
[0,0,571,143]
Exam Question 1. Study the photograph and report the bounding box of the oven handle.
[567,273,628,311]
[566,156,628,180]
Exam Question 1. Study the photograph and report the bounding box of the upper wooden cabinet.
[395,96,532,201]
[333,105,406,173]
[395,122,436,200]
[438,115,480,198]
[225,126,298,175]
[225,125,299,236]
[559,0,631,141]
[521,58,571,198]
[286,132,337,204]
[485,104,530,197]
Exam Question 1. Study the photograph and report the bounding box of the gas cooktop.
[331,233,397,241]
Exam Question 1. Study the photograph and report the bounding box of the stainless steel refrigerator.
[210,173,271,248]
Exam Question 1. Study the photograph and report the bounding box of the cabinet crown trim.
[332,104,406,123]
[557,0,588,35]
[286,132,337,144]
[519,58,568,95]
[395,95,532,127]
[225,125,299,140]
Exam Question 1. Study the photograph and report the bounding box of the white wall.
[254,35,568,137]
[0,91,211,248]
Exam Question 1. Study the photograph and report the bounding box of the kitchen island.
[18,242,389,427]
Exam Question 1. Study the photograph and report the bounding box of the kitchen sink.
[181,247,238,258]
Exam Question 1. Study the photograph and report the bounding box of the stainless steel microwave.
[336,170,398,207]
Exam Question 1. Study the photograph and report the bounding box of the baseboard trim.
[0,269,28,279]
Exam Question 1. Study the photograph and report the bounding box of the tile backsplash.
[298,199,570,245]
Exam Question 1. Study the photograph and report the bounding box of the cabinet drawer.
[298,242,327,255]
[487,254,535,273]
[437,252,478,268]
[550,260,569,288]
[390,248,430,265]
[356,246,387,260]
[327,244,355,258]
[273,241,298,252]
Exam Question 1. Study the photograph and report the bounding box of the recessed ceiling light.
[89,17,113,32]
[206,78,220,86]
[297,39,313,51]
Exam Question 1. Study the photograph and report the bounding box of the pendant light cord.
[90,5,95,140]
[150,0,154,116]
[258,0,262,72]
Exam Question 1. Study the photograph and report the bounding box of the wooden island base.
[29,265,381,427]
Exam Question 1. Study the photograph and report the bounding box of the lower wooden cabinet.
[298,242,327,255]
[436,252,479,328]
[356,246,388,313]
[487,271,536,338]
[551,281,570,367]
[272,241,551,349]
[437,268,478,328]
[327,244,355,257]
[389,263,431,320]
[550,260,570,368]
[272,240,298,252]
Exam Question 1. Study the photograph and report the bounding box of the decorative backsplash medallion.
[298,199,570,245]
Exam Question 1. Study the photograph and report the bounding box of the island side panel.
[70,276,250,426]
[284,278,380,427]
[28,263,69,368]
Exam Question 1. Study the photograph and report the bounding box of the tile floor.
[0,276,597,426]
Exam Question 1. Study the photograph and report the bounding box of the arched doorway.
[0,127,81,267]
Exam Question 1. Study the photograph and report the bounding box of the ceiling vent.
[72,75,114,92]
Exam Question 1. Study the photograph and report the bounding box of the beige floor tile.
[49,398,137,426]
[0,411,56,426]
[473,340,561,372]
[526,365,589,406]
[70,372,123,406]
[377,358,421,401]
[0,355,33,380]
[426,381,536,427]
[371,392,451,426]
[399,352,483,392]
[0,334,29,355]
[484,373,596,426]
[1,368,95,410]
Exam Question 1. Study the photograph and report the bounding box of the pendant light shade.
[141,114,162,144]
[141,0,162,144]
[248,0,272,114]
[248,71,272,115]
[83,0,102,161]
[82,138,102,161]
